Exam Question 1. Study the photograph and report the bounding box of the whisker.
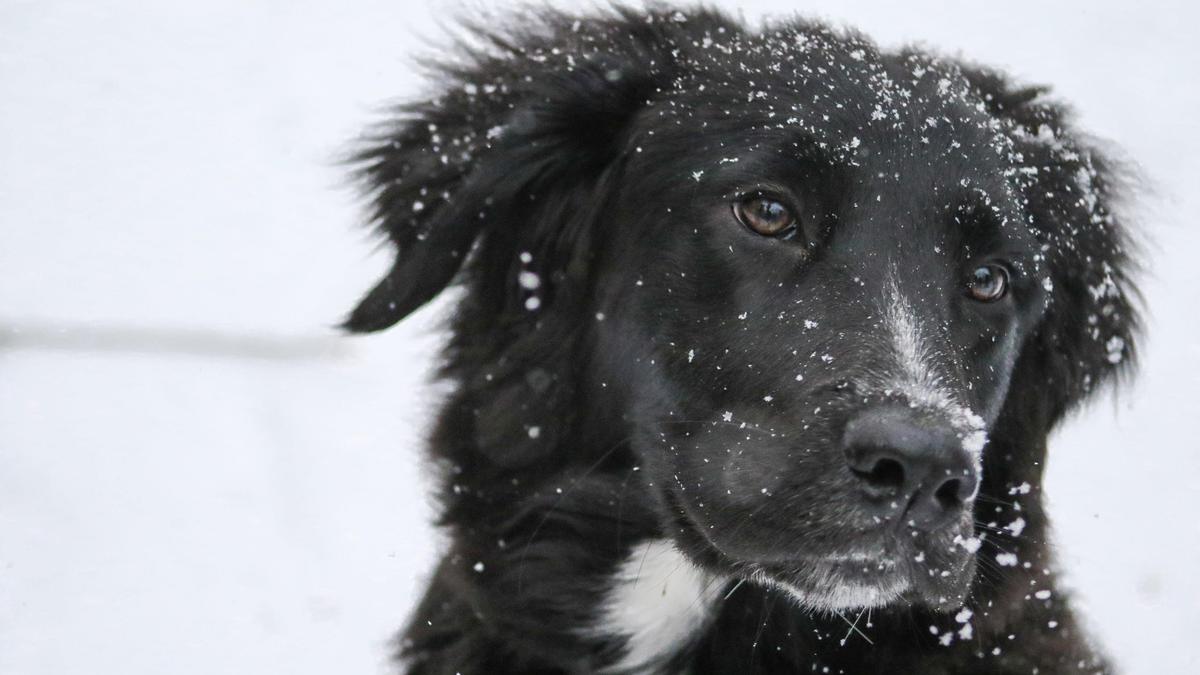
[834,607,875,645]
[724,577,747,600]
[839,607,871,646]
[973,493,1016,507]
[749,590,778,665]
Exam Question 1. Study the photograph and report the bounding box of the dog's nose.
[842,406,978,530]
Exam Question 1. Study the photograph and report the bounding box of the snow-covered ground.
[1,1,1196,673]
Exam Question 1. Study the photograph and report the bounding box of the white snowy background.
[1,1,1197,673]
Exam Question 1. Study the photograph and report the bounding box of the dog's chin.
[749,557,911,611]
[662,486,977,612]
[748,552,975,613]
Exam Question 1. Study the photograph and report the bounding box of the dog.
[343,6,1139,673]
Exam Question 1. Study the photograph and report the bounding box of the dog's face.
[592,60,1052,610]
[347,12,1136,617]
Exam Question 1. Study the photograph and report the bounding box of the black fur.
[344,6,1139,673]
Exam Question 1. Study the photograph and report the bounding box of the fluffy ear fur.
[344,8,738,468]
[343,8,706,333]
[962,67,1140,433]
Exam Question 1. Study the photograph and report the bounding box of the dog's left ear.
[964,67,1141,429]
[343,9,721,332]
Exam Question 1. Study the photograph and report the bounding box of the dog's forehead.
[659,27,1007,166]
[640,28,1029,227]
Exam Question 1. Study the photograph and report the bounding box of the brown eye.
[733,196,798,237]
[966,263,1010,302]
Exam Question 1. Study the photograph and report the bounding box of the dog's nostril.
[934,476,964,509]
[856,456,906,495]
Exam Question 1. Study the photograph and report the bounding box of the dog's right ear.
[342,8,726,332]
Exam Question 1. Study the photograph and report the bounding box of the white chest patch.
[591,539,724,674]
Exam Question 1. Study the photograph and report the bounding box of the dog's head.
[347,9,1137,613]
